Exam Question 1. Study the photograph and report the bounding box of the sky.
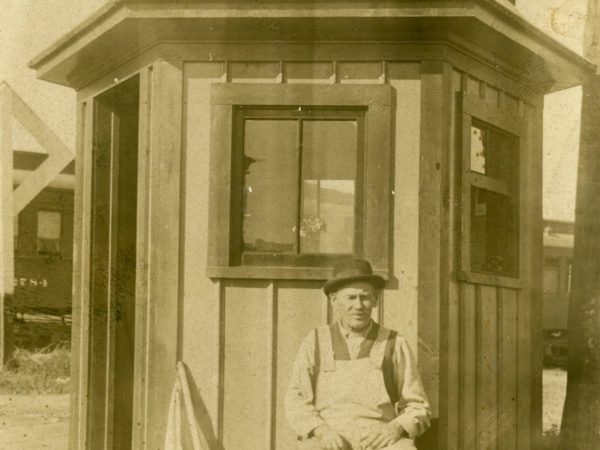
[0,0,590,221]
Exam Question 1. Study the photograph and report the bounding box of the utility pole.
[560,1,600,448]
[0,83,15,366]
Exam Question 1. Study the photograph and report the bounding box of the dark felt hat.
[323,258,385,295]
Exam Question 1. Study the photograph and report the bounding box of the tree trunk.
[559,39,600,450]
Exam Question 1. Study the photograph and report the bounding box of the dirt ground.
[0,369,566,449]
[543,367,567,435]
[0,394,69,450]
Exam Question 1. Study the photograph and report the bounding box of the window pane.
[37,211,62,255]
[242,120,298,253]
[301,120,357,254]
[38,211,61,239]
[470,187,517,276]
[470,122,513,181]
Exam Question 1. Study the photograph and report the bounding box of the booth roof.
[29,0,594,90]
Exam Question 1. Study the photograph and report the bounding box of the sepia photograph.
[0,1,597,449]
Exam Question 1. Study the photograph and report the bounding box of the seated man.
[285,259,431,450]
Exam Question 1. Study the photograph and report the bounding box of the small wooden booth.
[30,1,592,449]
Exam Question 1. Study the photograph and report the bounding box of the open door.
[87,76,139,449]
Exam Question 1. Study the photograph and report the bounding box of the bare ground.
[0,369,567,449]
[0,394,69,450]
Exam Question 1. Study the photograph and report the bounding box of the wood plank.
[477,285,498,449]
[87,97,112,449]
[222,281,270,450]
[462,92,522,135]
[441,65,461,450]
[444,282,461,449]
[284,61,334,84]
[10,88,74,214]
[498,288,518,450]
[71,100,94,450]
[210,83,393,106]
[516,288,532,450]
[529,103,544,450]
[385,74,420,346]
[265,282,277,450]
[275,281,326,450]
[131,66,152,450]
[144,60,183,449]
[207,103,233,268]
[460,283,478,449]
[338,61,383,84]
[418,61,449,418]
[229,61,281,83]
[180,62,225,441]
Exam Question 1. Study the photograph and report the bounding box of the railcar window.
[37,210,62,256]
[543,258,560,295]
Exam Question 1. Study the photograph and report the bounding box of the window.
[459,93,521,286]
[37,211,62,256]
[14,214,19,252]
[233,108,364,266]
[208,84,392,279]
[543,258,559,295]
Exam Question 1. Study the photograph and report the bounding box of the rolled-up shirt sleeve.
[285,331,325,440]
[390,336,432,439]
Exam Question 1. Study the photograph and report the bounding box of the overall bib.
[300,323,416,450]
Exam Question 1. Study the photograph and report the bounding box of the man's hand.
[312,424,352,450]
[358,422,405,450]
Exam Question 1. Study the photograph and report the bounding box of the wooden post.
[0,83,15,366]
[560,1,600,448]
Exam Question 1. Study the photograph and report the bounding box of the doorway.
[87,75,139,449]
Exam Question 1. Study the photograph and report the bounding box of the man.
[285,258,431,450]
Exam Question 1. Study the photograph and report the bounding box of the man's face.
[330,281,378,331]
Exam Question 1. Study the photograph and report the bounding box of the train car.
[542,220,573,367]
[12,150,74,317]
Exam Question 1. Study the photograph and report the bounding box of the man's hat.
[323,258,385,295]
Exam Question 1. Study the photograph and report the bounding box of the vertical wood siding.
[179,60,540,449]
[447,68,540,450]
[182,60,422,449]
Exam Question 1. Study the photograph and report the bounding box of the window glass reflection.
[301,120,357,254]
[242,120,298,253]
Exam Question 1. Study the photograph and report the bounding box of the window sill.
[208,265,389,282]
[457,270,522,289]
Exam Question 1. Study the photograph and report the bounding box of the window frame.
[208,83,393,280]
[457,92,523,289]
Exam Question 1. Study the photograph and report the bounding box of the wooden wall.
[181,59,423,450]
[71,49,543,449]
[437,69,543,450]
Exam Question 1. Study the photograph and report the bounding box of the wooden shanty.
[29,1,592,449]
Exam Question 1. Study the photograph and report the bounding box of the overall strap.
[382,330,399,404]
[312,328,320,394]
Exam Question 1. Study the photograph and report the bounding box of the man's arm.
[285,331,325,440]
[390,336,432,439]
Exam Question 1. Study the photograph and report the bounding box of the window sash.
[458,92,522,286]
[232,107,365,265]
